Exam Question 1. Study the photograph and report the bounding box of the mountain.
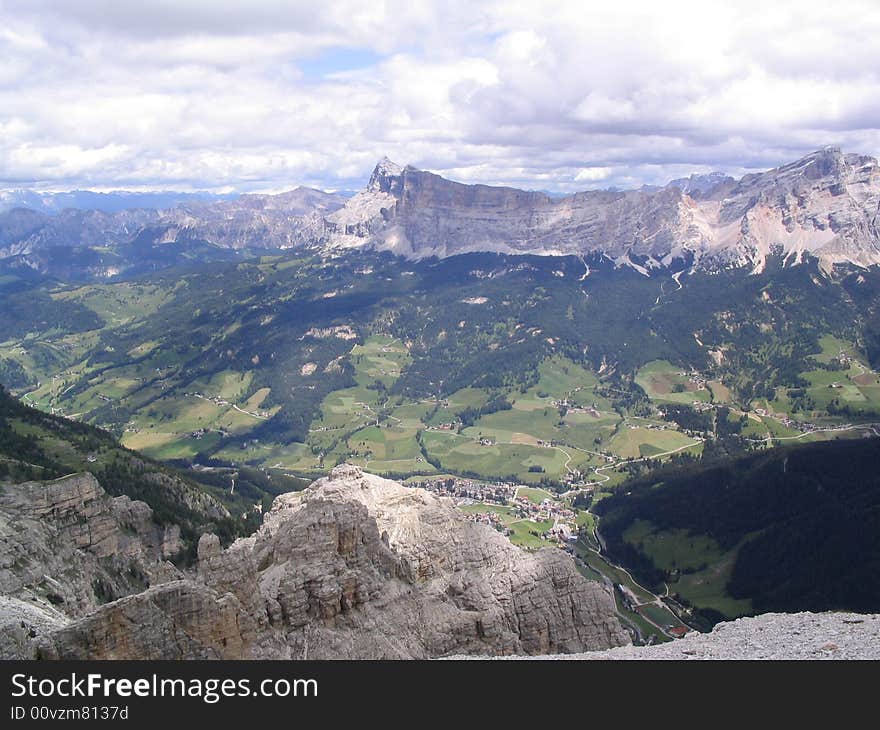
[326,147,880,271]
[0,186,347,279]
[0,147,880,280]
[666,171,735,197]
[593,436,880,627]
[2,464,628,659]
[2,148,880,280]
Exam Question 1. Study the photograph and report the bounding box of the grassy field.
[622,519,752,618]
[458,503,518,519]
[608,425,699,459]
[350,335,411,388]
[636,360,711,405]
[637,602,684,630]
[421,430,569,483]
[517,486,556,504]
[115,369,285,460]
[506,518,556,548]
[785,335,880,415]
[53,282,176,326]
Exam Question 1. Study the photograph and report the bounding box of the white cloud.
[574,167,612,183]
[0,0,878,192]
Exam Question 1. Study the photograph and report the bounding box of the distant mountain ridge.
[326,147,880,272]
[666,171,735,197]
[0,186,348,279]
[2,147,880,278]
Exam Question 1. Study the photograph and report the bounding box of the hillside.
[0,385,307,558]
[593,437,880,627]
[3,245,880,490]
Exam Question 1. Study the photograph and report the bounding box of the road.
[190,392,269,420]
[559,436,704,496]
[576,534,690,640]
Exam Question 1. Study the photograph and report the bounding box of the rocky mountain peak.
[367,156,405,194]
[667,171,735,197]
[3,467,629,659]
[321,147,880,270]
[4,148,880,277]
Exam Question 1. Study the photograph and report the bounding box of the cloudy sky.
[2,0,879,193]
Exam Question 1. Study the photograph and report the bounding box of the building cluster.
[408,477,517,503]
[465,510,507,532]
[513,494,577,529]
[550,399,602,418]
[676,371,708,389]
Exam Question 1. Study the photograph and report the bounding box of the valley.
[4,148,880,647]
[6,251,879,482]
[4,249,880,642]
[4,0,880,670]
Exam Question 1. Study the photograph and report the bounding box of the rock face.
[194,464,629,658]
[3,148,879,277]
[0,596,66,660]
[2,466,629,659]
[326,147,880,271]
[0,473,183,631]
[36,581,253,660]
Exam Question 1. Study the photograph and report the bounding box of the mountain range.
[4,148,880,657]
[2,147,879,280]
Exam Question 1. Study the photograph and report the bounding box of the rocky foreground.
[457,612,879,660]
[0,465,628,659]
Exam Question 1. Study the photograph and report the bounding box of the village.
[406,475,581,547]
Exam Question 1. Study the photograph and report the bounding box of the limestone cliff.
[0,473,183,621]
[326,147,880,271]
[1,466,629,659]
[194,464,629,658]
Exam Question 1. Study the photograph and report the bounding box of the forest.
[595,436,880,618]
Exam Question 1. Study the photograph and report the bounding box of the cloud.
[0,0,878,193]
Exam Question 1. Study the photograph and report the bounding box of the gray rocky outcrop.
[460,612,880,660]
[326,147,880,272]
[0,596,66,660]
[195,464,629,658]
[36,581,253,660]
[0,473,183,623]
[1,466,629,659]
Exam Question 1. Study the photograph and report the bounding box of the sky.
[2,0,880,194]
